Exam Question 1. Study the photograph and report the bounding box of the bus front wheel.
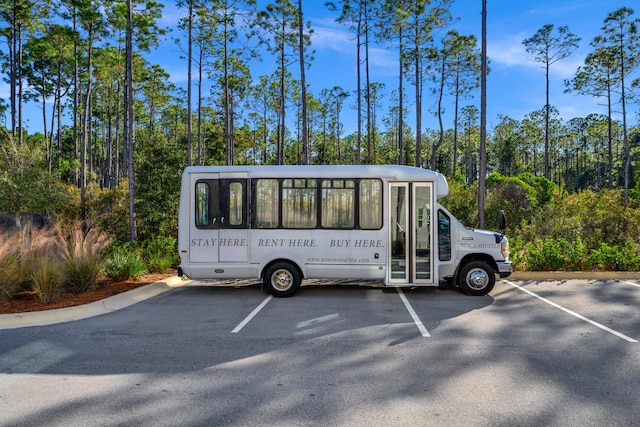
[264,262,301,297]
[458,261,495,296]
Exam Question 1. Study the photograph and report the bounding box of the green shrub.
[146,254,174,273]
[485,172,556,235]
[565,237,590,271]
[103,251,148,281]
[588,241,640,271]
[521,238,588,271]
[524,239,567,271]
[141,236,179,273]
[520,189,640,250]
[507,235,526,271]
[441,177,478,227]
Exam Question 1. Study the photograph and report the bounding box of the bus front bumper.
[497,261,512,278]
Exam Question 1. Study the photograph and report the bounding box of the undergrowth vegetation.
[0,223,177,302]
[444,173,640,271]
[1,169,639,304]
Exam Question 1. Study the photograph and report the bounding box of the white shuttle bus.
[177,165,512,297]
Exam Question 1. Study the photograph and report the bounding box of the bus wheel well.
[261,259,304,281]
[455,254,498,278]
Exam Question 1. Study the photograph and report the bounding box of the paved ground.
[0,277,638,426]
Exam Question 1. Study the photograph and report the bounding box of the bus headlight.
[501,239,510,261]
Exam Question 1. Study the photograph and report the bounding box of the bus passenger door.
[218,177,249,262]
[190,174,249,263]
[389,182,434,284]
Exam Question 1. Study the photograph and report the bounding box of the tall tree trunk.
[365,10,372,164]
[415,44,422,168]
[73,11,80,187]
[619,41,630,206]
[81,25,94,226]
[17,22,23,145]
[9,15,16,140]
[606,80,613,189]
[432,54,445,170]
[56,63,63,171]
[398,27,404,166]
[197,42,203,165]
[126,0,137,242]
[114,80,121,187]
[544,61,550,179]
[355,11,362,165]
[478,0,487,228]
[106,81,113,188]
[452,74,459,175]
[224,18,234,165]
[298,0,309,165]
[278,16,286,165]
[40,71,49,172]
[187,0,193,166]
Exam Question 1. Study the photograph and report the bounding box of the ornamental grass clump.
[0,223,111,303]
[0,253,22,301]
[1,226,60,301]
[0,230,23,300]
[29,253,64,303]
[14,226,64,303]
[56,224,111,293]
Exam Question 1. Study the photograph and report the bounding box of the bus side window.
[195,182,209,227]
[359,179,382,230]
[229,182,243,226]
[438,210,451,261]
[256,179,279,228]
[282,179,317,228]
[322,179,355,228]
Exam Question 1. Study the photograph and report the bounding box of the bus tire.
[458,261,495,296]
[264,262,301,297]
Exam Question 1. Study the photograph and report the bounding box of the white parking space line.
[231,295,273,334]
[395,287,431,337]
[622,281,640,288]
[506,281,638,343]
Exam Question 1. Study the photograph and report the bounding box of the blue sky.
[6,1,639,136]
[153,0,637,136]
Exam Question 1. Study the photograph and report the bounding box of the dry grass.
[56,223,111,292]
[0,223,111,301]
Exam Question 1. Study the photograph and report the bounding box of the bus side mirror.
[495,210,506,243]
[498,210,506,231]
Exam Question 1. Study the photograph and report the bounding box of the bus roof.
[183,164,449,198]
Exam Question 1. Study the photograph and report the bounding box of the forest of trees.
[1,1,640,271]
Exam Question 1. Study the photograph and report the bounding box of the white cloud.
[310,21,397,77]
[158,2,184,27]
[310,24,353,54]
[488,32,584,79]
[488,32,532,69]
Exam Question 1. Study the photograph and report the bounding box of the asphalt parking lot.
[1,278,639,426]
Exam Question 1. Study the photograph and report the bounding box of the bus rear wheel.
[264,262,301,297]
[458,261,495,296]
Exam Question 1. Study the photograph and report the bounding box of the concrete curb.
[0,276,190,330]
[508,271,640,281]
